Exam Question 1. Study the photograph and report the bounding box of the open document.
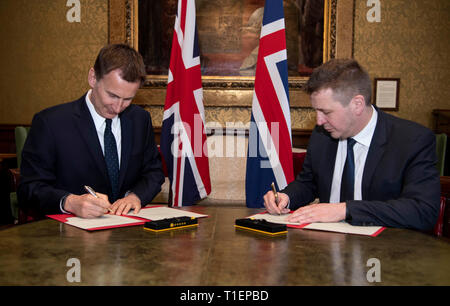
[127,206,208,220]
[247,212,385,237]
[47,205,208,231]
[46,213,146,231]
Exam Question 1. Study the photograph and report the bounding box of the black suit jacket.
[282,109,441,231]
[18,94,165,215]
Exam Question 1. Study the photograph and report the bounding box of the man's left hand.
[286,202,346,224]
[110,193,142,215]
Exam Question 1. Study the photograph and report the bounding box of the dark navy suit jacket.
[18,94,165,215]
[282,109,441,231]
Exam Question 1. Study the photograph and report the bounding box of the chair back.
[15,126,29,169]
[436,133,447,176]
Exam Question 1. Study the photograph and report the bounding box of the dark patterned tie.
[104,119,119,202]
[340,138,357,202]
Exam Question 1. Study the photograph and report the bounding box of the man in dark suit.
[18,44,165,218]
[264,59,440,231]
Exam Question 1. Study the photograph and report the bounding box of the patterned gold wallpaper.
[0,0,108,124]
[354,0,450,128]
[1,0,449,131]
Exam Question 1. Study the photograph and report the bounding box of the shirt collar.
[352,105,378,147]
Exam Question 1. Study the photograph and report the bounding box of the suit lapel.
[73,95,109,181]
[119,110,132,190]
[322,136,338,202]
[361,110,388,199]
[313,126,338,202]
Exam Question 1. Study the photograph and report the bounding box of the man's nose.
[316,112,326,126]
[113,100,123,113]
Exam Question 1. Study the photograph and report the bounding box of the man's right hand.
[64,193,112,218]
[263,191,290,215]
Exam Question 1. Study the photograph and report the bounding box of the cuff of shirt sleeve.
[60,194,71,214]
[345,201,352,222]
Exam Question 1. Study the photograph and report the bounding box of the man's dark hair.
[93,44,146,85]
[306,58,372,106]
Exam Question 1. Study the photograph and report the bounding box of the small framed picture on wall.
[374,78,400,111]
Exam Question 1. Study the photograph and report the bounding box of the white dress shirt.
[329,106,378,203]
[85,89,122,166]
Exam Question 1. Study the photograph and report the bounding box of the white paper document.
[128,206,208,220]
[247,213,298,225]
[65,214,142,230]
[247,213,384,236]
[300,222,384,236]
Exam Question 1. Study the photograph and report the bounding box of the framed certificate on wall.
[374,78,400,111]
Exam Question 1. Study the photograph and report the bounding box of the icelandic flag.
[160,0,211,207]
[245,0,294,208]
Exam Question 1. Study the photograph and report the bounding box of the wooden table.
[0,205,449,286]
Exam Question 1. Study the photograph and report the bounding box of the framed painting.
[109,0,354,107]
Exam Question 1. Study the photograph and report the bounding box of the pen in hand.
[84,185,113,213]
[271,182,281,215]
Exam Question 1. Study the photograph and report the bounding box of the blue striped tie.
[340,138,356,202]
[104,119,119,202]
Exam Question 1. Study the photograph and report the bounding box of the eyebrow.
[106,90,135,100]
[314,107,332,113]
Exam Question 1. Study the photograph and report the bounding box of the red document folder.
[286,222,386,237]
[46,205,208,231]
[247,211,386,237]
[46,213,147,231]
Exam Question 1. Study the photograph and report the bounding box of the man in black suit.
[264,59,440,231]
[18,44,165,218]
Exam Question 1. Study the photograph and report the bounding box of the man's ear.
[87,68,97,88]
[350,95,366,115]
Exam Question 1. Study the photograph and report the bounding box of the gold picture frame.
[108,0,354,108]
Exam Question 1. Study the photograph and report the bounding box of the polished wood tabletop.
[0,205,449,286]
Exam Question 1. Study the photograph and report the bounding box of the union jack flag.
[245,0,294,207]
[160,0,211,207]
